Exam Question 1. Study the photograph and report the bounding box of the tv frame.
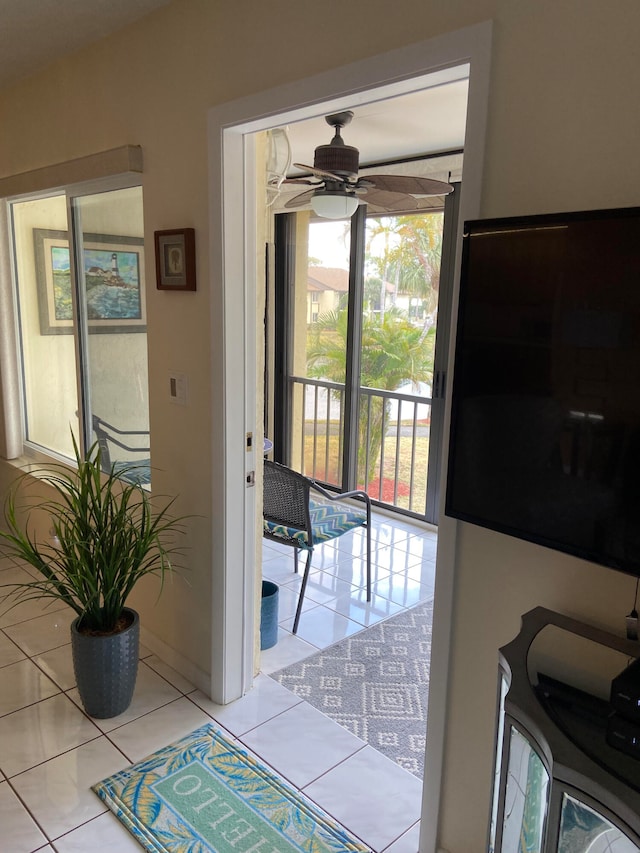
[445,205,640,577]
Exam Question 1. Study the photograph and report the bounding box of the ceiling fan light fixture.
[283,110,455,215]
[310,192,359,220]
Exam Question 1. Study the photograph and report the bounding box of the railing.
[290,376,432,515]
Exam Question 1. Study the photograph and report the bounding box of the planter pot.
[71,608,140,719]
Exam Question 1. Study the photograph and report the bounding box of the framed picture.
[154,228,196,291]
[34,229,146,335]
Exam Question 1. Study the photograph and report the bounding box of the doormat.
[93,722,370,853]
[271,600,433,778]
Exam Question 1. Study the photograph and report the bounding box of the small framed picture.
[154,228,196,291]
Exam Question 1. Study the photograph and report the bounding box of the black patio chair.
[263,460,371,634]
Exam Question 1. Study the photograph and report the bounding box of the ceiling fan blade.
[282,178,319,186]
[293,162,347,183]
[284,188,317,209]
[357,187,445,213]
[358,174,453,196]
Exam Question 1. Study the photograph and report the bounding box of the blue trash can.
[260,581,279,650]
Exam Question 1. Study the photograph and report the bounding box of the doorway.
[207,22,492,853]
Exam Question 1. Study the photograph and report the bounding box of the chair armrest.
[310,481,369,503]
[309,482,371,522]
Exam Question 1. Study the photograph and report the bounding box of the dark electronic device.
[610,657,640,723]
[607,712,640,759]
[446,206,640,579]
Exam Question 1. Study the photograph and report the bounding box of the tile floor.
[0,512,436,853]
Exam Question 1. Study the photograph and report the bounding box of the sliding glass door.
[10,181,150,477]
[271,187,459,524]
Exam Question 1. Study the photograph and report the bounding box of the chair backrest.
[263,460,312,535]
[92,414,150,471]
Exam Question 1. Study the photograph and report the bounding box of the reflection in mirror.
[559,792,639,853]
[501,725,549,853]
[528,625,633,701]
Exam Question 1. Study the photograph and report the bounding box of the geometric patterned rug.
[270,600,433,778]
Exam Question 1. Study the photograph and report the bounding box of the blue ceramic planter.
[71,607,140,719]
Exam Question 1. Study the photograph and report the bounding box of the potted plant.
[0,436,185,719]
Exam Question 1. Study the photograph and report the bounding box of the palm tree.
[306,307,435,484]
[366,212,444,334]
[365,217,403,320]
[387,213,443,333]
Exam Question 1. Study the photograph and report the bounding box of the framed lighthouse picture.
[34,228,146,335]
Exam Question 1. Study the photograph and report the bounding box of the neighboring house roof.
[308,266,349,292]
[308,266,394,293]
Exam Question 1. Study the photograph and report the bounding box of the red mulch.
[361,476,410,503]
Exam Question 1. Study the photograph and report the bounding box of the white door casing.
[207,21,492,852]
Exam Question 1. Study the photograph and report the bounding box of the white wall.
[1,1,640,849]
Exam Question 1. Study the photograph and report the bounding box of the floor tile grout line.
[0,602,71,632]
[3,731,104,780]
[74,692,188,739]
[0,684,63,719]
[377,817,421,853]
[296,743,375,853]
[135,655,197,695]
[44,809,108,849]
[297,739,369,790]
[0,685,85,722]
[8,637,73,661]
[186,689,306,740]
[229,726,373,848]
[4,772,58,846]
[0,625,31,662]
[99,727,146,773]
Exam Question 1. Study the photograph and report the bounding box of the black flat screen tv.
[445,206,640,577]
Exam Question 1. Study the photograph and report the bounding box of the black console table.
[490,607,640,852]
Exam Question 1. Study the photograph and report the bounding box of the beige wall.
[1,1,640,849]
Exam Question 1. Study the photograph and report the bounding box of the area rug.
[93,722,370,853]
[271,600,433,778]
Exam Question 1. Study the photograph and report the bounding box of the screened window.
[10,182,150,483]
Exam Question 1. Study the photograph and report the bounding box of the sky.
[307,215,403,272]
[307,220,351,269]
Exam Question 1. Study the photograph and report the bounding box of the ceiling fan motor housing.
[314,142,359,178]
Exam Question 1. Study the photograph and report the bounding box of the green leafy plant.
[0,436,185,634]
[307,307,435,483]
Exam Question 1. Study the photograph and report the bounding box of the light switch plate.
[169,371,188,405]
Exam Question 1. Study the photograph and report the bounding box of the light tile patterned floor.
[261,514,437,675]
[0,512,435,853]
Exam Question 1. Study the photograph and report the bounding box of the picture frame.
[34,229,146,335]
[154,228,196,291]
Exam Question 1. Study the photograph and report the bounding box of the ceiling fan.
[283,110,454,219]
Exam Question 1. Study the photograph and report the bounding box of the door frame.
[207,21,492,852]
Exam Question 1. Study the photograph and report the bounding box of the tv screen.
[445,206,640,577]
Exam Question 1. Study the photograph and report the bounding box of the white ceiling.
[284,79,469,173]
